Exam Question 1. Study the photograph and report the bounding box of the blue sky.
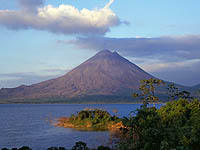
[0,0,200,87]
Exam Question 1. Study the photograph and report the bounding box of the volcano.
[0,50,155,103]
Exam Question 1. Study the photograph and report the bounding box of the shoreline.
[0,102,166,104]
[54,109,124,131]
[54,117,124,131]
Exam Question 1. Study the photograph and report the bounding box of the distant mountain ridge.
[192,84,200,89]
[0,50,199,103]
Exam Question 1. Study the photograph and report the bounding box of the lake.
[0,104,161,150]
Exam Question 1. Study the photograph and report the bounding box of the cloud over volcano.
[0,0,121,35]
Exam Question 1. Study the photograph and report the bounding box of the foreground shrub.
[117,107,163,150]
[96,146,111,150]
[71,141,89,150]
[1,147,32,150]
[158,99,200,149]
[1,142,112,150]
[117,99,200,150]
[47,147,65,150]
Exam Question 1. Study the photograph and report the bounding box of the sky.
[0,0,200,88]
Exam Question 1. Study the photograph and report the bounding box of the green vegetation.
[55,109,122,131]
[117,99,200,150]
[167,83,193,100]
[1,143,111,150]
[2,79,200,150]
[133,78,165,107]
[54,79,200,149]
[115,79,200,150]
[1,146,32,150]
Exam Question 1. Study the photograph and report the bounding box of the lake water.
[0,104,161,149]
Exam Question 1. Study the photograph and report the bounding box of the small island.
[55,109,123,131]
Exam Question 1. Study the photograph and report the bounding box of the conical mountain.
[0,50,154,102]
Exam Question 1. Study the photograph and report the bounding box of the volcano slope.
[0,50,187,103]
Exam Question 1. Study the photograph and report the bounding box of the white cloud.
[0,0,121,35]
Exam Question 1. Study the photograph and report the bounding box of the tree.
[71,141,89,150]
[133,78,165,107]
[158,99,200,149]
[18,147,32,150]
[47,147,65,150]
[167,83,193,101]
[166,84,179,100]
[178,90,193,100]
[119,107,163,150]
[97,146,111,150]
